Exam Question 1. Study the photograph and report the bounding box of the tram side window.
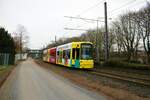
[72,48,75,59]
[76,48,79,59]
[66,49,70,59]
[59,51,62,59]
[57,51,59,55]
[63,50,66,58]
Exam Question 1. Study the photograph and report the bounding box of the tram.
[43,42,94,69]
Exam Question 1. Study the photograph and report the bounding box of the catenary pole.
[104,2,109,62]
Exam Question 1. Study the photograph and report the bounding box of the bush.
[103,59,150,70]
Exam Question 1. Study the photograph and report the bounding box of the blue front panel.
[71,59,80,68]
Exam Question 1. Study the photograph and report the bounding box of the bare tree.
[138,3,150,63]
[112,12,141,61]
[108,28,116,53]
[112,21,124,54]
[14,24,29,53]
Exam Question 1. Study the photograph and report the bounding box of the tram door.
[72,48,80,68]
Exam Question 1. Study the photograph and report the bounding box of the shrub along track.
[35,60,150,100]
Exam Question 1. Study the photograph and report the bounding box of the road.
[0,59,106,100]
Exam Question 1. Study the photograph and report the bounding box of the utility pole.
[96,20,100,63]
[104,2,109,62]
[20,32,22,60]
[55,36,56,43]
[55,35,57,46]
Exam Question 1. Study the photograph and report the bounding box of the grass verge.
[0,65,16,88]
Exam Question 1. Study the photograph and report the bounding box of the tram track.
[90,70,150,87]
[36,61,150,87]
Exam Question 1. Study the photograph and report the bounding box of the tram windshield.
[81,44,93,60]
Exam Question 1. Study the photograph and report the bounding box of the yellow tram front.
[71,42,94,69]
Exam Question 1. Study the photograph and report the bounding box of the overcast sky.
[0,0,149,49]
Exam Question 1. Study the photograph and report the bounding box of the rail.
[90,70,150,87]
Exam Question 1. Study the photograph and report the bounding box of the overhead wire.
[65,0,104,30]
[109,0,137,15]
[109,0,146,17]
[77,0,104,16]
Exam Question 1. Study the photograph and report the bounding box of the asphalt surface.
[0,59,106,100]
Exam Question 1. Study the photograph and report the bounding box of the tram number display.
[81,44,92,48]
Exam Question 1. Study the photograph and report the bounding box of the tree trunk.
[147,54,150,64]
